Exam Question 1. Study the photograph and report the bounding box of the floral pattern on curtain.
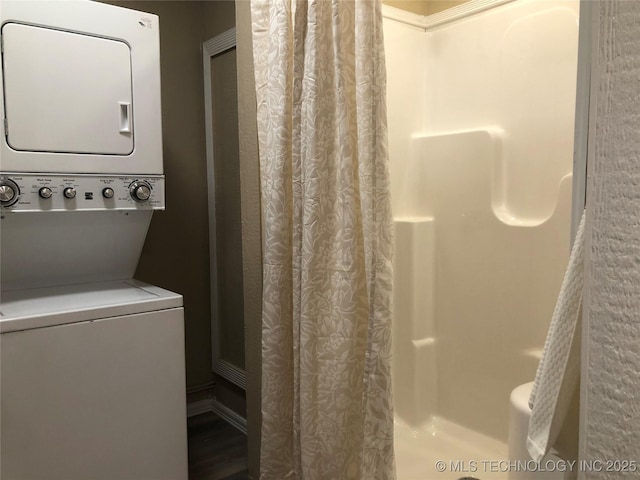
[251,0,395,478]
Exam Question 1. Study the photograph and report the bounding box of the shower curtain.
[251,0,395,478]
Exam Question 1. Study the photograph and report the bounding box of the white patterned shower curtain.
[251,0,395,478]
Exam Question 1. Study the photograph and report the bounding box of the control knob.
[102,188,115,199]
[0,178,20,207]
[39,187,53,199]
[63,187,77,199]
[129,180,152,202]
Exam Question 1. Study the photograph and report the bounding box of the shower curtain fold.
[251,0,395,479]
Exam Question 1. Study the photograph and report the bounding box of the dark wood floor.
[188,412,249,480]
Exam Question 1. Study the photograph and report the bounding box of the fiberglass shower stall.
[383,0,579,477]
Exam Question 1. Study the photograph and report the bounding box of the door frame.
[203,27,246,390]
[575,0,596,474]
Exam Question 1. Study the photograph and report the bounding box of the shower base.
[395,417,508,480]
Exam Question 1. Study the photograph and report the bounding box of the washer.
[0,280,188,480]
[0,2,188,478]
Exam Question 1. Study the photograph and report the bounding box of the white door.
[2,23,134,155]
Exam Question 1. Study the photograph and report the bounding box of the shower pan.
[383,0,580,478]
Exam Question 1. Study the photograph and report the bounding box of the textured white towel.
[527,210,585,462]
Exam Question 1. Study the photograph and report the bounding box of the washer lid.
[0,280,182,333]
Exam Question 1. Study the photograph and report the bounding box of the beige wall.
[382,0,470,16]
[202,0,236,40]
[100,0,249,420]
[583,0,640,473]
[100,0,213,389]
[383,0,429,16]
[235,1,262,477]
[98,0,233,391]
[201,0,250,419]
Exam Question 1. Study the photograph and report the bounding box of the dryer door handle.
[119,102,132,134]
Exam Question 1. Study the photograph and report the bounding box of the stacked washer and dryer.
[0,2,188,479]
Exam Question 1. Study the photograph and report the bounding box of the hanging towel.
[527,209,586,462]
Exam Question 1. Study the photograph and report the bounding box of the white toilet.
[508,382,566,480]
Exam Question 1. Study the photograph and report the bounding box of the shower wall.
[384,0,579,442]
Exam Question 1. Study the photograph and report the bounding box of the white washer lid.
[0,279,182,333]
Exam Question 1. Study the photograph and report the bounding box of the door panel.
[2,23,134,155]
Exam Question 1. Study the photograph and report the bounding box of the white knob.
[135,185,151,201]
[63,187,76,199]
[129,181,152,202]
[39,187,53,199]
[0,178,19,206]
[102,188,115,199]
[0,184,16,203]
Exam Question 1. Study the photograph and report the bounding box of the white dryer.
[0,1,188,479]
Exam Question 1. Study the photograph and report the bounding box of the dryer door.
[2,23,134,156]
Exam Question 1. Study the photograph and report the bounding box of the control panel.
[0,174,165,212]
